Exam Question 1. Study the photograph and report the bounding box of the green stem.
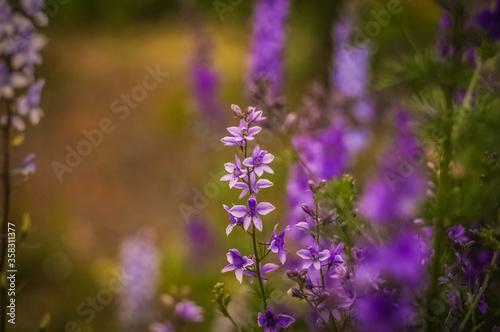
[459,250,498,331]
[462,58,482,110]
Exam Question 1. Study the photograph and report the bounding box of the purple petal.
[222,264,235,273]
[253,215,263,231]
[257,202,275,215]
[229,205,248,217]
[277,314,295,328]
[297,249,311,259]
[235,269,243,283]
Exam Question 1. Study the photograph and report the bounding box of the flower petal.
[229,205,248,217]
[257,202,275,215]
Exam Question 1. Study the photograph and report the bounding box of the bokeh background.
[11,0,445,331]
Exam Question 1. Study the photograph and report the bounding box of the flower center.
[233,256,245,269]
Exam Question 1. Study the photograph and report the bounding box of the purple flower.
[249,0,289,99]
[229,195,275,231]
[220,156,247,188]
[297,246,330,270]
[247,106,266,123]
[148,322,174,332]
[478,293,488,314]
[21,0,44,16]
[268,224,290,264]
[119,229,159,330]
[317,290,355,321]
[448,225,468,243]
[221,249,253,283]
[17,78,44,125]
[476,0,500,41]
[191,60,220,119]
[243,145,274,177]
[221,120,262,146]
[223,204,244,236]
[233,172,273,199]
[14,153,36,177]
[11,28,47,69]
[295,214,317,231]
[257,306,295,332]
[0,61,28,99]
[328,242,345,271]
[175,301,203,322]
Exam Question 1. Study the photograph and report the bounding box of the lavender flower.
[119,229,159,331]
[297,245,330,270]
[268,225,290,264]
[243,145,274,177]
[221,249,253,283]
[175,301,203,322]
[191,58,220,119]
[229,195,275,231]
[476,0,500,41]
[220,156,247,188]
[317,290,355,321]
[17,78,44,125]
[249,0,289,99]
[328,243,345,271]
[257,306,295,332]
[0,61,28,99]
[448,225,468,243]
[233,172,273,199]
[223,204,244,236]
[221,119,262,146]
[149,322,174,332]
[295,214,317,231]
[333,18,371,98]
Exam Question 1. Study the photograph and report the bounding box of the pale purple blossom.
[221,120,262,146]
[229,195,275,231]
[149,322,174,332]
[297,246,330,270]
[243,145,274,176]
[268,224,290,264]
[220,156,247,188]
[448,225,468,243]
[221,249,253,283]
[175,301,203,322]
[17,78,44,125]
[223,204,244,236]
[233,172,273,199]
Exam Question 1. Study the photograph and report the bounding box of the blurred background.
[10,0,445,330]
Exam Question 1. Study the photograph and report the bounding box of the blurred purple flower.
[175,301,203,322]
[0,61,28,99]
[119,229,159,331]
[249,0,289,99]
[221,249,252,283]
[17,78,44,125]
[448,225,468,243]
[333,18,370,98]
[328,243,345,271]
[476,1,500,41]
[317,290,355,321]
[149,322,174,332]
[191,61,220,119]
[257,306,295,332]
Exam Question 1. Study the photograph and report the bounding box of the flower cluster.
[219,104,295,329]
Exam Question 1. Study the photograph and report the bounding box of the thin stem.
[0,99,13,332]
[243,139,267,311]
[304,296,335,332]
[462,58,482,110]
[459,250,498,331]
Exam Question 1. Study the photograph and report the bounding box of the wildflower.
[328,242,345,271]
[257,306,295,332]
[220,156,247,188]
[221,249,253,283]
[297,245,330,270]
[247,106,266,123]
[317,290,355,321]
[223,204,244,236]
[0,61,28,99]
[448,225,468,243]
[244,260,279,283]
[229,195,275,231]
[149,322,174,332]
[17,78,44,125]
[233,172,273,199]
[175,301,203,322]
[14,153,35,177]
[268,224,290,264]
[221,119,262,146]
[295,214,317,231]
[242,145,274,177]
[476,0,500,41]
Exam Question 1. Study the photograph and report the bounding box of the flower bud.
[231,104,243,117]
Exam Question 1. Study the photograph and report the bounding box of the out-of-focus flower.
[317,290,355,321]
[476,0,500,41]
[249,0,289,99]
[0,61,28,99]
[448,225,468,243]
[14,153,35,177]
[328,243,345,271]
[297,245,330,270]
[149,322,175,332]
[257,306,295,332]
[175,301,203,322]
[268,224,290,264]
[221,249,253,283]
[229,195,275,231]
[17,78,44,125]
[119,229,159,331]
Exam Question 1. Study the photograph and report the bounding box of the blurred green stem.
[462,58,482,110]
[459,250,498,331]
